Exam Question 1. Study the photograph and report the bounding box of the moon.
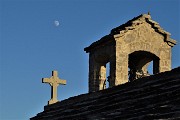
[54,20,60,26]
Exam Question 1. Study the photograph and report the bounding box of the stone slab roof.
[31,67,180,120]
[84,14,176,53]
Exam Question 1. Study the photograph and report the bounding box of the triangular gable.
[85,14,176,53]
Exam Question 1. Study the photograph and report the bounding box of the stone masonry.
[84,14,176,92]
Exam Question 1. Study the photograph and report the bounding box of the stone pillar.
[99,65,106,90]
[114,41,129,85]
[109,55,116,87]
[89,53,99,92]
[153,57,160,74]
[159,49,171,72]
[115,53,129,84]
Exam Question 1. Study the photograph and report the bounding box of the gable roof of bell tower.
[84,13,176,53]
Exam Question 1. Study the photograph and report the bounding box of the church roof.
[84,13,176,53]
[31,67,180,119]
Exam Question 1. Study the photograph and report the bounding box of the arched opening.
[128,51,159,81]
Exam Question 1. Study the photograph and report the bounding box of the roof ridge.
[84,13,176,52]
[111,14,151,35]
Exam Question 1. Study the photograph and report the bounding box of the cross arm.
[42,78,52,83]
[58,79,66,85]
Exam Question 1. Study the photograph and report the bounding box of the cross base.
[48,98,58,105]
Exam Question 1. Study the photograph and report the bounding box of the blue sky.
[0,0,179,119]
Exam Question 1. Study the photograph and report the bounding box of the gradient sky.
[0,0,179,119]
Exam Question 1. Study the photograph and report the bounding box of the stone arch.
[128,50,160,81]
[127,41,160,58]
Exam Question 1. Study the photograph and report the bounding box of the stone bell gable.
[84,14,176,92]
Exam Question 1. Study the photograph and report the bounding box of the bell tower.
[84,14,176,92]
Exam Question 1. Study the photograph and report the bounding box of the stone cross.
[42,70,66,105]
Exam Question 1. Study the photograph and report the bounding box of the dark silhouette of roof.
[31,67,180,120]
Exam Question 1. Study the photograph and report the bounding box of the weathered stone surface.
[84,14,176,92]
[42,71,66,105]
[31,67,180,120]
